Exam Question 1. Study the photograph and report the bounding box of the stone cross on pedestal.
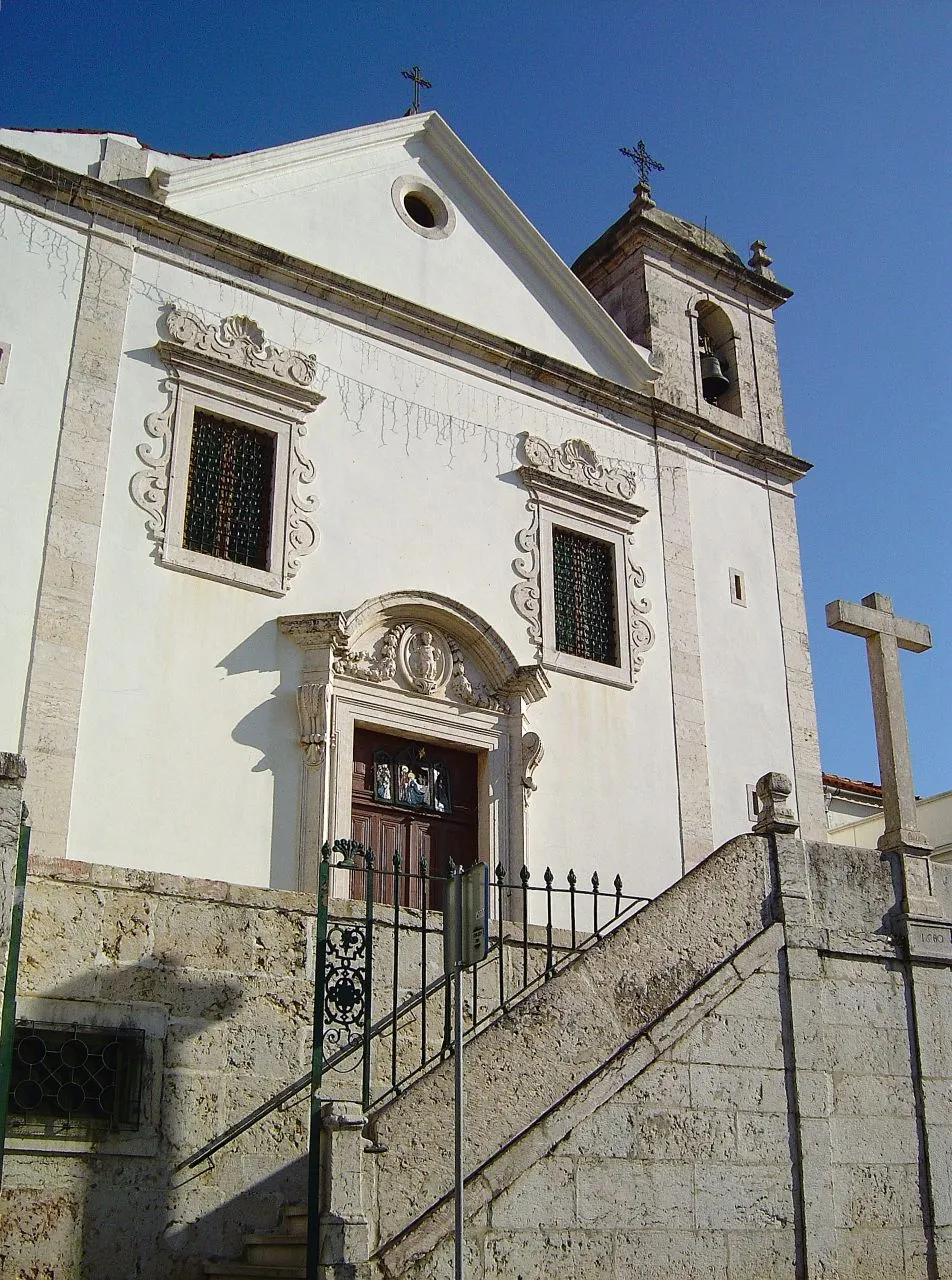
[826,592,932,853]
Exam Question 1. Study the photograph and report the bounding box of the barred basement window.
[183,411,276,570]
[9,1022,145,1136]
[552,527,619,666]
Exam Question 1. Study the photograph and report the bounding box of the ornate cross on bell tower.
[402,66,432,116]
[620,139,664,211]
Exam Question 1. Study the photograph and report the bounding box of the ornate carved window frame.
[279,593,549,895]
[132,308,324,596]
[512,433,654,689]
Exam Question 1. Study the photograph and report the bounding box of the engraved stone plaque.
[904,918,952,963]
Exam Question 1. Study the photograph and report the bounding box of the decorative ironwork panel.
[184,410,275,569]
[322,924,369,1058]
[9,1022,145,1135]
[552,527,619,665]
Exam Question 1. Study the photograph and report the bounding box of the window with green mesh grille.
[183,411,275,570]
[552,526,619,665]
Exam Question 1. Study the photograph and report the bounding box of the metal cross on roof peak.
[402,65,432,116]
[620,139,664,188]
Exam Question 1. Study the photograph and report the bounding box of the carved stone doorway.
[350,728,479,907]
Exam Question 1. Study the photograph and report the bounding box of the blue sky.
[3,1,949,794]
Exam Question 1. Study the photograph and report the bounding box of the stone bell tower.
[572,176,792,455]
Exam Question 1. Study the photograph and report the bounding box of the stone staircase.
[204,829,780,1278]
[205,1203,307,1279]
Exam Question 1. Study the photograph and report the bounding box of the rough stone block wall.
[0,855,562,1280]
[5,837,952,1279]
[379,841,952,1280]
[0,858,317,1280]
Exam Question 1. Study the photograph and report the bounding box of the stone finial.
[631,180,656,213]
[748,240,775,280]
[0,753,26,782]
[753,772,799,836]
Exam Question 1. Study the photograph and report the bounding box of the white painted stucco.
[1,115,820,904]
[690,461,795,844]
[0,205,85,746]
[163,139,631,382]
[67,254,682,895]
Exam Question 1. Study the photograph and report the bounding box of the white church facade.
[12,115,945,1280]
[0,112,824,904]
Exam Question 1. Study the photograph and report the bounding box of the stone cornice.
[0,145,811,483]
[573,206,792,309]
[517,434,649,520]
[156,308,325,411]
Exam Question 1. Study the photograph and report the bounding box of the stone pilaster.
[772,831,838,1279]
[657,447,713,870]
[321,1100,370,1273]
[0,752,27,1002]
[20,227,134,859]
[767,487,826,840]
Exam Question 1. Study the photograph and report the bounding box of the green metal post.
[306,848,332,1280]
[0,812,30,1187]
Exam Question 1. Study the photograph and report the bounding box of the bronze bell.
[700,351,730,401]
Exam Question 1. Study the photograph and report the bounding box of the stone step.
[204,1264,305,1280]
[276,1204,308,1230]
[244,1235,307,1267]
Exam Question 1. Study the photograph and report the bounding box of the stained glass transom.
[552,526,619,666]
[373,745,452,814]
[184,411,275,569]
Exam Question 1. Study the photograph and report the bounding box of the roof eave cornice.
[149,114,431,201]
[0,144,811,484]
[574,210,793,309]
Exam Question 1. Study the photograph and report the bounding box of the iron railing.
[175,842,650,1173]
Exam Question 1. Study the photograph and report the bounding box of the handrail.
[174,962,455,1172]
[173,887,650,1175]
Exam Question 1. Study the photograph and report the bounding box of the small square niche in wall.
[0,342,10,385]
[730,568,747,607]
[747,782,760,823]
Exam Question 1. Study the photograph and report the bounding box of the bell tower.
[572,178,793,455]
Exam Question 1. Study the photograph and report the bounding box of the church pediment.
[148,114,658,391]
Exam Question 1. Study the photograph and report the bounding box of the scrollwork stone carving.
[297,682,332,767]
[164,309,319,387]
[131,309,323,594]
[626,551,655,673]
[521,731,544,804]
[334,624,407,683]
[520,434,641,505]
[332,620,509,711]
[512,500,542,654]
[510,433,653,684]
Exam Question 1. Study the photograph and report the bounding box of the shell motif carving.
[520,434,639,503]
[164,308,319,387]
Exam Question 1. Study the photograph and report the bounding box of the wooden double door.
[350,728,479,907]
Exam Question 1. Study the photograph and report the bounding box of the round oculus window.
[403,192,437,228]
[391,177,456,239]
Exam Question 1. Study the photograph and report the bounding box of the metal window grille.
[183,411,275,569]
[8,1022,145,1135]
[552,527,619,665]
